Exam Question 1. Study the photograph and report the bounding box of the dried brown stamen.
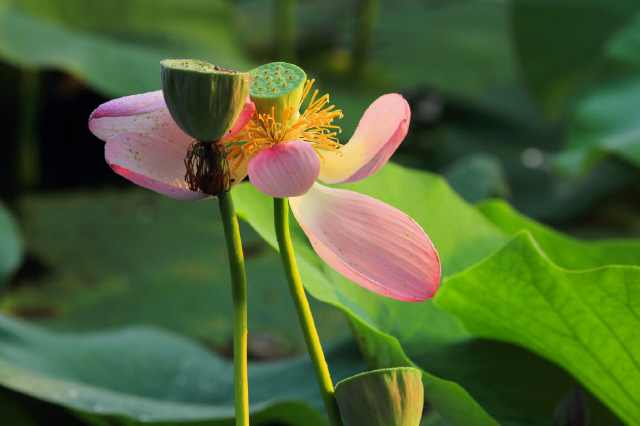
[184,140,233,198]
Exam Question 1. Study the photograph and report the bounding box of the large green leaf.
[476,198,640,269]
[436,231,640,425]
[234,162,637,424]
[374,0,534,120]
[234,165,512,425]
[0,312,365,425]
[543,9,640,171]
[0,0,252,97]
[509,0,640,117]
[2,188,348,353]
[442,153,509,204]
[0,199,23,291]
[561,76,640,171]
[607,8,640,67]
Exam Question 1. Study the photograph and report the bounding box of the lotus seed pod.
[248,62,306,123]
[335,367,424,426]
[161,59,251,142]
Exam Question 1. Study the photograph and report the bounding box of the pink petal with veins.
[248,141,320,198]
[90,92,255,149]
[89,90,166,120]
[290,183,440,301]
[89,91,192,148]
[105,132,208,201]
[105,132,250,201]
[318,94,410,184]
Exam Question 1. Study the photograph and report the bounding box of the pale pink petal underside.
[318,94,410,184]
[89,90,166,120]
[248,141,320,198]
[289,183,440,301]
[89,91,193,149]
[105,132,210,202]
[221,96,256,141]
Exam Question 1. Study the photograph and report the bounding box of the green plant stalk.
[274,197,343,426]
[352,0,380,79]
[276,0,297,63]
[218,192,249,426]
[19,68,41,190]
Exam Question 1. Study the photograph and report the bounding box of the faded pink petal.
[289,183,440,301]
[248,141,320,198]
[318,94,410,184]
[105,132,208,201]
[222,97,256,141]
[90,91,255,149]
[105,132,248,201]
[90,90,167,120]
[89,91,191,149]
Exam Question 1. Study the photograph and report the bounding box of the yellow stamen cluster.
[226,79,343,170]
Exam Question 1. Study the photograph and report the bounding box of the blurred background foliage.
[1,0,640,424]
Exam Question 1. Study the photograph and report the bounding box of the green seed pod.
[248,62,306,123]
[335,367,424,426]
[161,59,251,142]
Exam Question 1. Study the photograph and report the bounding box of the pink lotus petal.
[222,96,256,141]
[318,94,410,184]
[289,183,440,301]
[90,91,193,149]
[105,132,209,201]
[248,141,320,198]
[105,132,250,201]
[90,92,255,150]
[89,90,167,120]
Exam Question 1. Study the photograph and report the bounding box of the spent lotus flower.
[89,71,440,302]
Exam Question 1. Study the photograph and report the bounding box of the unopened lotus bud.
[335,367,424,426]
[248,62,306,123]
[161,59,251,142]
[553,385,589,426]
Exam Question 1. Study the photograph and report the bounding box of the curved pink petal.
[222,96,256,141]
[89,91,193,149]
[318,94,410,185]
[105,133,250,201]
[89,90,166,120]
[248,141,320,198]
[90,92,255,149]
[105,132,210,201]
[289,183,440,301]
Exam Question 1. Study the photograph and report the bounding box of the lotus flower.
[89,87,440,301]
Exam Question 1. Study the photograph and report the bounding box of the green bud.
[248,62,306,123]
[161,59,251,142]
[335,367,424,426]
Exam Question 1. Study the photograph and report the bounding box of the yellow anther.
[226,79,343,171]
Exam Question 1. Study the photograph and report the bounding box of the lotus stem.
[218,192,250,426]
[274,197,343,426]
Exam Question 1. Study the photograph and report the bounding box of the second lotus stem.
[273,197,343,426]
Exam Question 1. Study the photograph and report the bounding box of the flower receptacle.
[248,62,306,123]
[161,59,251,142]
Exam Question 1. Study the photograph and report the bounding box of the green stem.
[18,68,42,190]
[352,0,380,79]
[218,193,249,426]
[274,197,343,426]
[276,0,297,63]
